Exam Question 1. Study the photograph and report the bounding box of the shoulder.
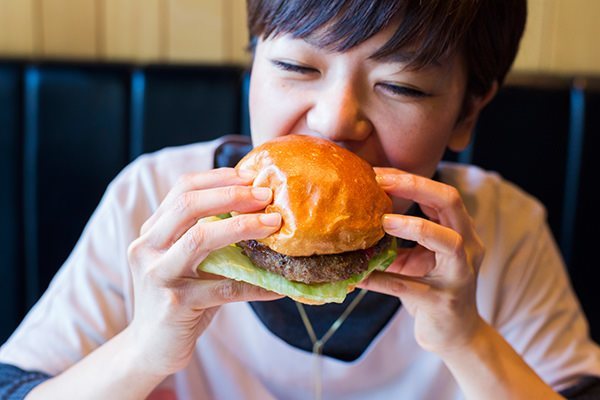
[437,162,547,237]
[437,162,554,297]
[107,135,242,205]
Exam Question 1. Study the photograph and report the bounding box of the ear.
[448,81,498,152]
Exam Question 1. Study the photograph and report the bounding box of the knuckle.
[471,238,486,268]
[412,218,428,240]
[452,233,466,256]
[443,185,462,209]
[385,277,406,295]
[214,167,236,178]
[144,264,164,285]
[175,173,196,191]
[127,238,145,265]
[403,173,419,191]
[213,280,243,301]
[140,219,152,236]
[173,192,194,214]
[183,226,206,254]
[223,185,238,203]
[229,215,251,235]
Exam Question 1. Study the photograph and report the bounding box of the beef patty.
[238,235,393,284]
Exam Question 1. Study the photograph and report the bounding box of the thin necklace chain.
[295,288,369,400]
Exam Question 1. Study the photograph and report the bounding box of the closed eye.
[378,83,430,98]
[271,60,318,74]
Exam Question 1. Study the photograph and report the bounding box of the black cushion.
[570,79,600,343]
[133,65,245,156]
[473,78,572,246]
[22,64,130,305]
[0,64,24,343]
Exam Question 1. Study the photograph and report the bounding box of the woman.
[2,1,599,399]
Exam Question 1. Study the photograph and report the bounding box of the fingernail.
[238,169,257,180]
[382,214,398,229]
[376,174,395,187]
[260,212,281,226]
[252,187,272,201]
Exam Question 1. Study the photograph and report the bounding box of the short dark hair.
[247,0,527,98]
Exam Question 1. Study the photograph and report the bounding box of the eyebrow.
[299,36,442,69]
[372,50,442,68]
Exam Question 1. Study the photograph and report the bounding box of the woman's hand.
[126,167,282,377]
[358,168,562,400]
[358,167,486,354]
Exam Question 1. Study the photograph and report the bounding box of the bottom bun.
[198,232,397,305]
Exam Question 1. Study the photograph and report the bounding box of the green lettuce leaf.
[198,237,397,304]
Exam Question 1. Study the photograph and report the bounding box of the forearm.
[438,318,563,400]
[25,327,166,400]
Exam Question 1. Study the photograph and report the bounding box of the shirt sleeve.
[0,139,219,379]
[488,183,600,391]
[0,363,50,399]
[0,157,155,376]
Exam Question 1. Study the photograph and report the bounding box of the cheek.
[249,71,307,146]
[374,106,456,176]
[248,72,274,143]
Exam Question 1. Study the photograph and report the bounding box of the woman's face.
[249,25,475,211]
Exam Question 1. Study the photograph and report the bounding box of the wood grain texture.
[166,0,224,63]
[1,0,600,72]
[39,0,97,59]
[0,0,36,56]
[227,0,251,65]
[103,0,162,62]
[513,0,546,72]
[549,0,600,74]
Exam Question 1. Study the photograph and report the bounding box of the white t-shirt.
[2,136,599,399]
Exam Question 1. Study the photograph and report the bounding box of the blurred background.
[0,0,598,72]
[1,0,599,346]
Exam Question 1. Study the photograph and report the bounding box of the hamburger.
[198,134,397,304]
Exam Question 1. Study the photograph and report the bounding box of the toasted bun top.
[236,134,392,257]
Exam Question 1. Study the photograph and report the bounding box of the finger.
[186,279,283,309]
[358,270,432,302]
[146,185,274,248]
[375,169,468,232]
[141,168,256,235]
[383,214,464,259]
[385,246,436,277]
[157,212,282,279]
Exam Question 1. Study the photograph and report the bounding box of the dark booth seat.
[472,77,573,245]
[21,64,131,310]
[132,65,244,157]
[0,64,24,342]
[571,78,600,341]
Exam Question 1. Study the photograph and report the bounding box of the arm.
[21,168,282,399]
[359,169,563,399]
[25,328,162,400]
[438,318,561,399]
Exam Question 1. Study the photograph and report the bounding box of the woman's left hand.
[358,167,486,354]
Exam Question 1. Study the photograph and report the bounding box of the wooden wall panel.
[549,0,600,74]
[503,0,562,73]
[0,0,36,56]
[513,0,546,72]
[40,0,97,59]
[103,0,162,62]
[1,0,600,72]
[166,0,225,63]
[227,0,251,65]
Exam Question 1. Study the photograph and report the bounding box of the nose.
[305,81,373,142]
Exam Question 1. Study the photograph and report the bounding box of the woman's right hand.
[125,167,282,378]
